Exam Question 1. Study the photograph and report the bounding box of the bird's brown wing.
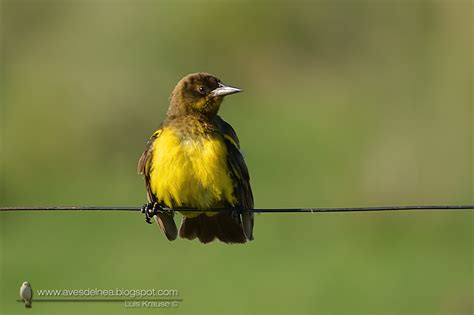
[138,129,178,240]
[214,116,254,240]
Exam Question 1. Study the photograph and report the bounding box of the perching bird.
[19,281,32,308]
[138,73,254,243]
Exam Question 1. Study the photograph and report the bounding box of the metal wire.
[0,205,472,213]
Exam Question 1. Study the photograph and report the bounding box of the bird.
[19,281,32,308]
[138,72,254,244]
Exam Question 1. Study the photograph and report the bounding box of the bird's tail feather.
[179,213,249,244]
[242,212,254,241]
[154,212,178,241]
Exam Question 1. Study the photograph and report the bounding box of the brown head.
[167,73,242,117]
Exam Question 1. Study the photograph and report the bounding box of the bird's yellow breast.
[149,128,236,216]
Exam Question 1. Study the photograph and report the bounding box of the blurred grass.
[0,1,472,315]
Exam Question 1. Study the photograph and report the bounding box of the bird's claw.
[141,202,162,224]
[141,203,174,224]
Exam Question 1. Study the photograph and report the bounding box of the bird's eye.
[198,86,206,94]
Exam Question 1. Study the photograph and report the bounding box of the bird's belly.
[149,129,236,216]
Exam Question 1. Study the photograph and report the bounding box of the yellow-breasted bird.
[138,73,254,244]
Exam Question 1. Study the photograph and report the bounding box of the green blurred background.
[0,1,472,314]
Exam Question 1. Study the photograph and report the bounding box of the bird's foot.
[141,202,163,224]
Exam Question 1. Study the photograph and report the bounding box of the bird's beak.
[210,83,242,97]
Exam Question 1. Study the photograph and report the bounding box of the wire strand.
[0,205,472,213]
